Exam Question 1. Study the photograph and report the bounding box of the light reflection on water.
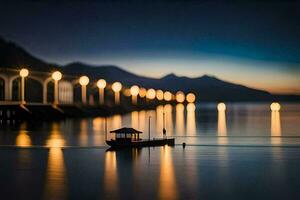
[1,103,300,199]
[218,108,228,145]
[104,151,119,199]
[158,146,178,200]
[16,122,31,147]
[271,110,282,145]
[44,148,67,200]
[1,103,300,147]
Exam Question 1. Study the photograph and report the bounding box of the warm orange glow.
[123,88,131,97]
[270,102,281,111]
[104,151,119,199]
[217,102,226,111]
[16,123,31,147]
[130,85,140,96]
[156,105,164,133]
[176,103,185,135]
[156,90,164,100]
[175,91,185,103]
[52,71,62,81]
[139,87,147,98]
[138,110,146,132]
[20,68,29,77]
[44,147,67,199]
[164,104,174,134]
[271,110,281,145]
[131,111,139,130]
[218,108,227,136]
[112,82,122,92]
[146,88,156,99]
[159,146,178,200]
[186,103,196,136]
[46,123,65,148]
[163,91,172,101]
[97,79,106,89]
[79,76,89,86]
[186,93,196,103]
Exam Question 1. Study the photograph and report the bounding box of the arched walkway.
[11,77,43,103]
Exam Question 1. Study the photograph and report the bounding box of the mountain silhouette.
[0,36,298,102]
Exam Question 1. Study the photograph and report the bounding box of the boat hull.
[106,138,175,148]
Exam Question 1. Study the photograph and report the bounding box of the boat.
[105,114,175,148]
[106,127,175,148]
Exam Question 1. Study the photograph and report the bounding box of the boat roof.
[110,127,143,134]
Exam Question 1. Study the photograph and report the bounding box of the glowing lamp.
[270,102,281,111]
[97,79,106,89]
[156,90,164,100]
[176,91,185,103]
[217,103,226,112]
[79,76,89,86]
[52,71,62,81]
[130,85,140,96]
[112,82,122,92]
[20,68,29,77]
[139,88,147,98]
[123,89,131,97]
[146,89,156,99]
[186,93,196,103]
[164,91,172,101]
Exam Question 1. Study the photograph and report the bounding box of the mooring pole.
[148,116,151,141]
[163,112,166,139]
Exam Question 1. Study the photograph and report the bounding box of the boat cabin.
[109,127,143,142]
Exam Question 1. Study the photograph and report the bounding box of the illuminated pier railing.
[0,67,199,106]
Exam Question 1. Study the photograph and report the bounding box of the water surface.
[1,103,300,200]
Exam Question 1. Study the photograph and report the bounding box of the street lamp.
[139,87,147,98]
[79,76,89,104]
[52,71,62,105]
[19,68,29,104]
[163,91,172,101]
[146,88,156,100]
[217,102,226,112]
[176,91,185,103]
[156,90,164,101]
[270,102,280,111]
[130,85,139,105]
[186,93,196,103]
[97,79,106,105]
[112,82,122,105]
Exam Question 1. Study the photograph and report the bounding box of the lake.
[0,103,300,199]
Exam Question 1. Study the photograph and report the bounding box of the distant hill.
[0,36,299,102]
[0,37,57,71]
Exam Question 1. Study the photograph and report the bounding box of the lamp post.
[163,91,172,102]
[112,82,122,105]
[19,68,29,104]
[97,79,106,105]
[156,90,164,101]
[217,102,226,112]
[176,91,185,103]
[130,85,139,105]
[52,71,62,105]
[79,76,89,104]
[186,93,196,103]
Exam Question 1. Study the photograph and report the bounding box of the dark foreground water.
[0,103,300,199]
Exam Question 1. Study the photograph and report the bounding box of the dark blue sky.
[0,0,299,94]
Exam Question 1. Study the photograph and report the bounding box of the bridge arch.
[10,75,44,103]
[0,74,9,101]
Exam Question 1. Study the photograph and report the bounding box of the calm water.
[0,103,299,147]
[1,103,300,199]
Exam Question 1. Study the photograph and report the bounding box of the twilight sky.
[0,0,299,94]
